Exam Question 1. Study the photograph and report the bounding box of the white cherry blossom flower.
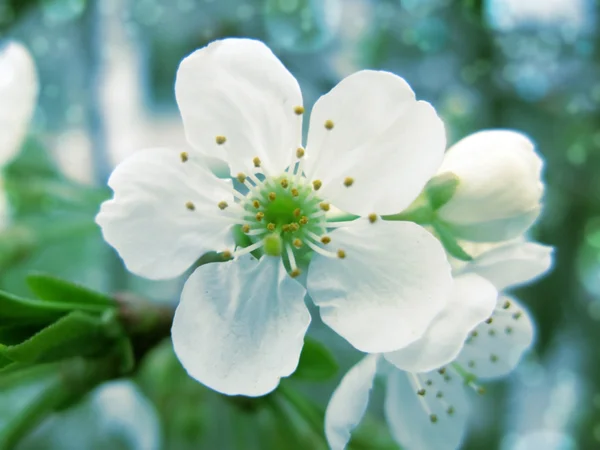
[0,41,38,228]
[436,130,544,242]
[96,38,454,396]
[325,239,553,450]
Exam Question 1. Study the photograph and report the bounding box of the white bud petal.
[437,130,543,242]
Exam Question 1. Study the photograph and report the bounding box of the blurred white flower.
[0,41,38,228]
[436,130,544,243]
[325,239,553,450]
[17,380,161,450]
[96,38,455,396]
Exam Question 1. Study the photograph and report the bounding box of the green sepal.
[26,273,116,307]
[382,192,434,224]
[425,171,460,210]
[432,221,473,261]
[291,337,338,381]
[0,310,119,364]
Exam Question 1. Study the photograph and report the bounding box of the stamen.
[503,300,511,309]
[309,210,326,219]
[324,119,334,130]
[253,200,261,209]
[485,318,493,324]
[289,223,299,232]
[286,243,298,273]
[246,229,268,236]
[267,223,276,231]
[343,177,354,187]
[290,268,301,278]
[293,208,301,217]
[512,312,522,320]
[180,152,188,162]
[255,212,264,221]
[294,106,304,115]
[319,202,330,211]
[325,221,352,228]
[222,250,232,260]
[368,213,377,223]
[232,240,265,257]
[280,178,289,189]
[408,374,435,423]
[321,236,331,244]
[237,173,247,184]
[296,147,305,158]
[185,201,195,211]
[215,135,227,145]
[299,216,309,225]
[337,249,346,259]
[305,239,339,258]
[253,157,261,168]
[312,180,322,190]
[218,201,228,210]
[268,192,276,201]
[242,224,250,233]
[293,238,303,248]
[291,188,299,197]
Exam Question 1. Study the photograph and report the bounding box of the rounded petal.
[304,70,446,216]
[455,295,534,379]
[384,273,497,373]
[96,148,235,280]
[172,255,310,396]
[464,241,553,291]
[0,42,38,165]
[437,130,544,242]
[325,355,379,450]
[307,219,452,353]
[384,366,470,450]
[175,38,303,175]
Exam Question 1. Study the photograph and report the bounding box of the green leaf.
[432,221,473,261]
[425,172,460,210]
[0,311,118,364]
[292,337,338,381]
[26,273,116,307]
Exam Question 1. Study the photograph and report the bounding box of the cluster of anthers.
[180,114,373,278]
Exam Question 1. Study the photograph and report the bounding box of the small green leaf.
[432,221,473,261]
[26,273,116,307]
[1,311,117,364]
[292,337,338,381]
[425,172,460,210]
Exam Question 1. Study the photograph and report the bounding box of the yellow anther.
[291,188,299,197]
[447,407,455,416]
[324,119,334,130]
[417,389,426,396]
[216,135,227,145]
[294,106,305,115]
[512,312,522,320]
[320,236,331,244]
[293,238,302,248]
[242,224,250,233]
[185,201,195,211]
[180,152,188,162]
[503,300,511,309]
[319,202,330,211]
[337,249,346,259]
[253,156,261,167]
[253,200,261,209]
[222,250,232,260]
[267,223,276,231]
[289,223,299,232]
[312,179,322,190]
[485,318,493,324]
[218,201,228,210]
[237,173,247,183]
[293,208,301,217]
[296,147,305,158]
[290,268,302,278]
[280,178,289,188]
[299,216,308,225]
[255,212,264,221]
[368,213,377,223]
[282,224,291,232]
[268,192,276,201]
[344,177,354,187]
[430,415,438,424]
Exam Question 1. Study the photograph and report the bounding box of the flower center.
[237,172,332,277]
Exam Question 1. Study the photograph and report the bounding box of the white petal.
[437,130,544,242]
[385,273,497,373]
[96,148,235,280]
[455,295,534,379]
[304,70,446,216]
[325,355,379,450]
[464,241,553,291]
[171,255,310,397]
[0,42,38,165]
[384,367,470,450]
[307,219,452,353]
[175,38,303,175]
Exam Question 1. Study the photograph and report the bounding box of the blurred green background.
[1,0,600,449]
